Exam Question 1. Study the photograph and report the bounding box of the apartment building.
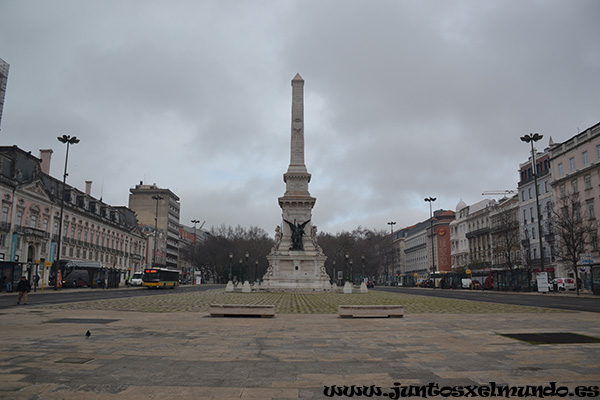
[549,121,600,284]
[129,183,180,269]
[0,146,147,288]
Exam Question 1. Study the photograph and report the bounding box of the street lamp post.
[254,260,258,283]
[244,251,249,282]
[191,219,199,284]
[520,133,544,273]
[387,221,396,284]
[361,253,366,283]
[151,195,163,267]
[332,260,336,285]
[349,259,353,285]
[54,135,80,290]
[424,197,436,284]
[228,252,233,281]
[345,252,350,282]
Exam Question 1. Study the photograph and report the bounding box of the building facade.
[518,142,555,275]
[450,199,470,271]
[549,121,600,284]
[128,183,180,269]
[0,146,147,289]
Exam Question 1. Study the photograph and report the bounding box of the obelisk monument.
[261,74,331,291]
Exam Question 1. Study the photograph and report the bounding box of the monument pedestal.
[225,280,234,292]
[262,250,330,291]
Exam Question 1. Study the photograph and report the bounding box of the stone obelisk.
[261,74,331,291]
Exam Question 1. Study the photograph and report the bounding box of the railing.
[23,227,50,239]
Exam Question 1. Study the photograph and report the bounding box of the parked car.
[366,281,375,288]
[550,277,576,291]
[128,272,144,287]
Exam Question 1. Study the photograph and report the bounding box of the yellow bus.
[142,267,180,289]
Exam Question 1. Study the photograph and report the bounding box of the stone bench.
[209,304,275,318]
[338,305,404,318]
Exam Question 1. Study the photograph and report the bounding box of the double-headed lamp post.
[54,135,80,290]
[151,195,163,267]
[387,221,396,284]
[520,133,544,273]
[424,197,436,282]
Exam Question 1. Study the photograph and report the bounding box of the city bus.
[142,267,180,288]
[50,260,104,288]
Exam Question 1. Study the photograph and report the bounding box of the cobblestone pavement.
[41,289,567,314]
[1,290,599,399]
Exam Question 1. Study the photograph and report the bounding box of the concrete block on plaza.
[225,281,235,292]
[338,305,404,318]
[242,281,251,293]
[343,281,353,294]
[209,304,276,318]
[359,282,368,293]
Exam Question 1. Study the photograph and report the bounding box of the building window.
[558,163,564,177]
[1,206,8,223]
[560,184,566,197]
[528,187,532,199]
[29,214,37,229]
[572,179,579,193]
[597,145,600,159]
[570,157,576,171]
[43,217,49,232]
[585,174,592,190]
[530,207,535,222]
[521,191,526,201]
[587,200,595,220]
[16,211,23,227]
[583,151,589,166]
[531,227,536,240]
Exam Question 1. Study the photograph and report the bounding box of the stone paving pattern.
[1,290,599,399]
[41,289,567,314]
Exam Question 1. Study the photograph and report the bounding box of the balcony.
[466,227,491,239]
[23,227,50,239]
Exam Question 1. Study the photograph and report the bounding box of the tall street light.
[151,195,163,267]
[228,252,233,282]
[520,133,544,272]
[361,253,366,283]
[387,221,396,284]
[244,251,249,282]
[54,135,80,290]
[191,219,199,284]
[345,252,350,282]
[424,197,436,283]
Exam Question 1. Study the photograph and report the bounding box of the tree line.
[181,225,390,283]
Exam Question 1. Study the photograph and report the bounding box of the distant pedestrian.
[33,274,40,292]
[16,277,31,305]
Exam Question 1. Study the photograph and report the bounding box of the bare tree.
[490,196,521,270]
[552,192,597,295]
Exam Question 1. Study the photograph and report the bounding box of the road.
[375,286,600,313]
[0,284,224,309]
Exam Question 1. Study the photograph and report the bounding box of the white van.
[129,272,143,286]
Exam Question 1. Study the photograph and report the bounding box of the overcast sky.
[1,0,598,235]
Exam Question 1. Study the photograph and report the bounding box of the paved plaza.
[0,290,599,399]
